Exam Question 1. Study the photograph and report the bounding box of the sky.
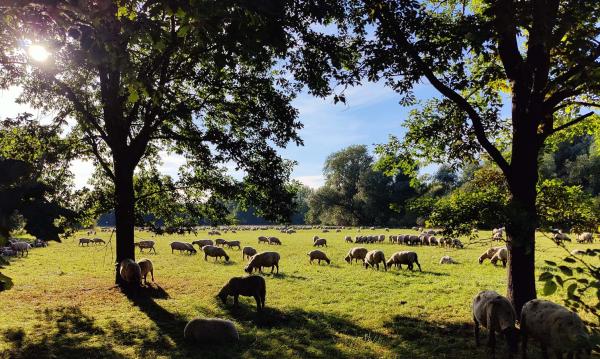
[0,81,438,189]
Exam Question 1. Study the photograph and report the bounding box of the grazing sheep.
[577,232,593,244]
[244,252,280,274]
[364,250,387,271]
[313,235,320,242]
[553,231,571,243]
[490,247,508,267]
[258,236,269,244]
[521,299,591,359]
[202,245,230,262]
[137,258,154,285]
[225,240,241,250]
[429,236,438,246]
[119,258,142,286]
[135,240,156,254]
[345,235,353,243]
[313,238,327,247]
[170,241,197,255]
[215,238,227,247]
[268,237,281,245]
[89,238,104,245]
[492,227,504,241]
[183,318,239,343]
[79,238,91,246]
[217,275,266,311]
[31,239,47,248]
[242,246,257,260]
[10,242,31,257]
[472,290,518,358]
[452,239,464,248]
[192,239,213,248]
[386,251,421,271]
[307,250,331,265]
[378,234,385,243]
[439,256,458,264]
[478,247,504,264]
[322,229,329,233]
[344,247,368,264]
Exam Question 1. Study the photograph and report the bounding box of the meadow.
[0,228,597,359]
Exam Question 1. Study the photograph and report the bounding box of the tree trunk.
[113,155,136,285]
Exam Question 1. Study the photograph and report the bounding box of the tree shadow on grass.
[1,306,123,359]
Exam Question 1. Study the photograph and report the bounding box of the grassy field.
[0,228,598,358]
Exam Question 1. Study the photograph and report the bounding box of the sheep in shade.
[242,246,257,260]
[137,258,154,285]
[217,275,266,311]
[183,318,239,343]
[472,290,518,358]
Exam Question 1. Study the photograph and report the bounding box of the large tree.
[348,0,600,311]
[2,0,348,284]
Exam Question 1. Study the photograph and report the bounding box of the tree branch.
[546,112,595,137]
[492,0,524,81]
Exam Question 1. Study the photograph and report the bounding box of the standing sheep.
[472,290,519,359]
[478,247,504,264]
[344,247,368,264]
[215,238,227,247]
[386,251,421,271]
[521,299,591,359]
[79,238,91,246]
[577,232,593,244]
[119,258,142,287]
[364,250,387,271]
[268,237,281,245]
[242,246,257,260]
[137,258,154,285]
[344,235,353,243]
[170,241,197,255]
[202,245,230,262]
[244,252,280,274]
[490,247,508,267]
[192,239,213,248]
[258,236,269,244]
[313,238,327,247]
[10,242,31,257]
[217,275,266,311]
[135,240,156,254]
[225,240,241,250]
[183,318,239,343]
[307,250,331,265]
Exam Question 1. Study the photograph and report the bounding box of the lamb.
[472,290,518,358]
[170,241,197,255]
[268,237,281,245]
[258,236,269,244]
[137,258,154,285]
[313,238,327,247]
[439,255,458,264]
[79,238,91,246]
[183,318,239,343]
[521,299,591,359]
[90,238,105,245]
[217,275,266,311]
[242,246,257,260]
[364,250,387,271]
[225,240,241,250]
[345,235,353,243]
[244,251,280,274]
[192,239,213,248]
[344,247,368,264]
[307,250,331,265]
[202,245,230,262]
[386,251,421,271]
[10,242,31,257]
[119,258,142,286]
[577,232,593,244]
[490,247,508,267]
[478,247,504,264]
[215,238,227,247]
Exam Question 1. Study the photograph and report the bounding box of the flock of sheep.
[5,224,596,356]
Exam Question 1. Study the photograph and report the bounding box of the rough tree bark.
[113,155,136,285]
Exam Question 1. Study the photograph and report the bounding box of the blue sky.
[0,81,439,189]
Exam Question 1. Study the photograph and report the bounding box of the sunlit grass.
[0,228,597,358]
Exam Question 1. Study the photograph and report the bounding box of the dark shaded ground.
[2,289,550,359]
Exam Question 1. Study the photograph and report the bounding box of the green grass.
[0,229,597,358]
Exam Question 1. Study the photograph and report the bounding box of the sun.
[28,44,50,62]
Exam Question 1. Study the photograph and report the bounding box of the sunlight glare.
[28,44,50,62]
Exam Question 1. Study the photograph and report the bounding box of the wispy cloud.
[294,175,325,189]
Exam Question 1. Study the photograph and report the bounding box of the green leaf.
[543,280,558,296]
[559,265,573,276]
[127,85,139,104]
[539,272,554,281]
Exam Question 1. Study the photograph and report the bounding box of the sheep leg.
[253,295,261,311]
[275,264,279,274]
[150,270,154,282]
[502,260,507,267]
[473,318,480,346]
[204,254,208,261]
[487,329,496,359]
[233,295,239,306]
[416,261,422,271]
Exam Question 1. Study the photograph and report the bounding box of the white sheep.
[490,247,508,267]
[521,299,591,359]
[183,318,239,343]
[478,247,504,264]
[307,250,331,265]
[137,258,154,285]
[577,232,593,244]
[439,256,458,264]
[202,245,230,262]
[10,242,31,257]
[472,290,518,358]
[344,247,368,264]
[244,252,280,274]
[119,258,142,286]
[242,246,257,260]
[386,251,421,271]
[364,250,386,271]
